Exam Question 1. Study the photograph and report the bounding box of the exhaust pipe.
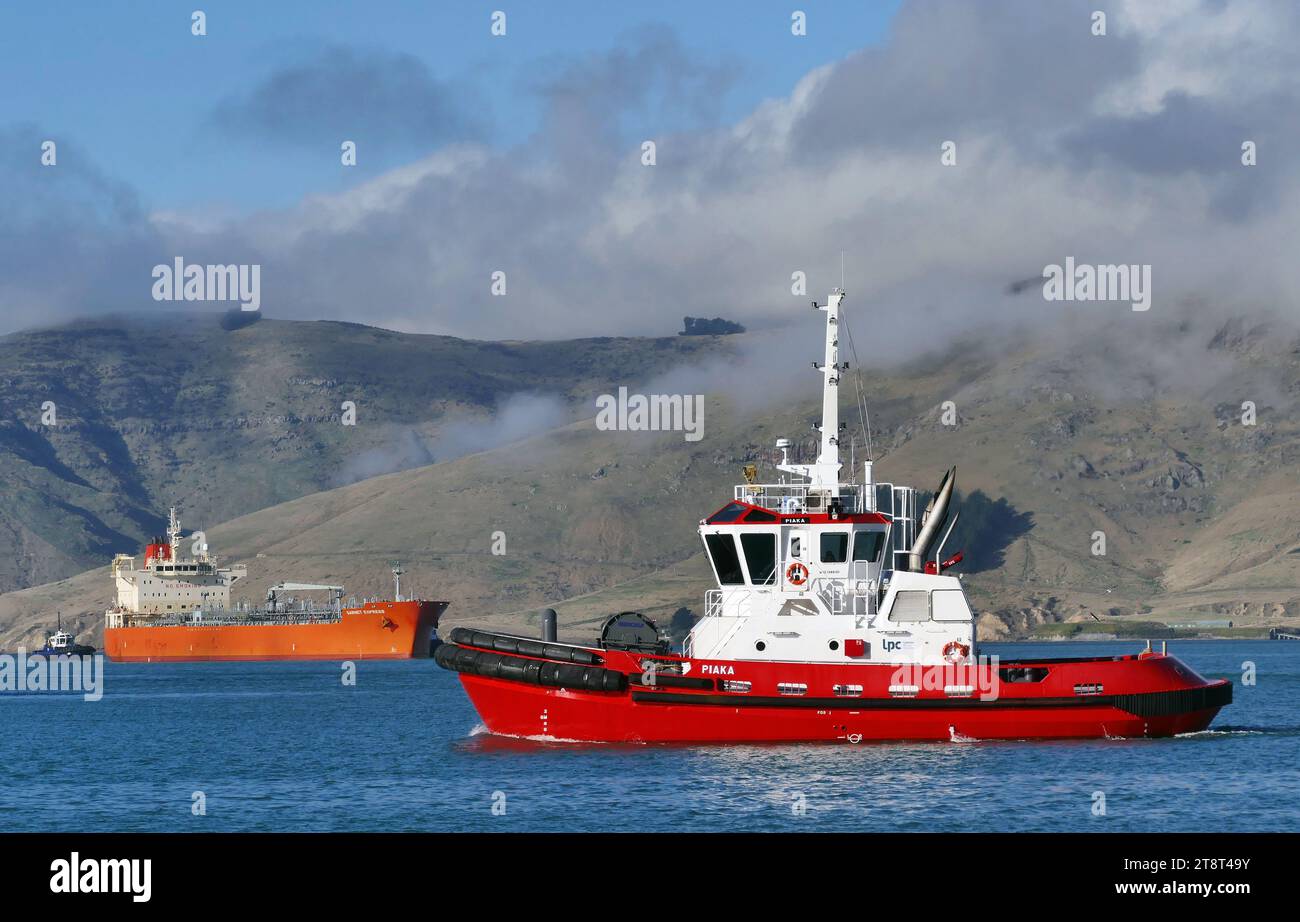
[908,466,956,571]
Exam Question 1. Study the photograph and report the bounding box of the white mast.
[777,288,845,494]
[167,506,182,556]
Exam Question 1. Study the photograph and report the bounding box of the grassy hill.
[2,312,1299,649]
[0,311,715,595]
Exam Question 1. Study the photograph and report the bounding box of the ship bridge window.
[740,533,777,585]
[705,534,746,585]
[707,503,749,524]
[889,590,931,622]
[820,532,849,563]
[852,531,885,563]
[743,508,777,523]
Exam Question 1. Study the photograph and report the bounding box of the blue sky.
[2,0,1292,344]
[1,0,899,211]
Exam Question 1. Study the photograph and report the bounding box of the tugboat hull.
[458,675,1228,742]
[439,635,1231,743]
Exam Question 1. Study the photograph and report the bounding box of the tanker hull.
[104,600,446,662]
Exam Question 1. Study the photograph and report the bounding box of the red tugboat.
[438,289,1231,742]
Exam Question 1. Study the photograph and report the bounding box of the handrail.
[734,482,866,514]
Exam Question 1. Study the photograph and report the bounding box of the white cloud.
[4,1,1298,344]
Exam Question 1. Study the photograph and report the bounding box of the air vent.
[944,685,975,698]
[888,684,919,698]
[1074,683,1104,696]
[833,684,863,697]
[721,680,751,693]
[777,682,808,696]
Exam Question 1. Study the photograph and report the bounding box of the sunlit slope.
[3,317,1299,647]
[0,312,717,593]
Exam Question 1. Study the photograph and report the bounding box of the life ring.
[785,562,810,586]
[942,641,970,664]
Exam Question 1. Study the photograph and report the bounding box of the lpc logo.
[49,853,151,903]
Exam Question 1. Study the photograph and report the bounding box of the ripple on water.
[0,642,1292,831]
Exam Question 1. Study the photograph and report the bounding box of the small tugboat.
[33,614,96,657]
[437,288,1232,742]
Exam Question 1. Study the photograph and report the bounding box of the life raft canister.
[785,562,810,586]
[942,641,970,664]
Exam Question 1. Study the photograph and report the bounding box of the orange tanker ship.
[102,508,447,662]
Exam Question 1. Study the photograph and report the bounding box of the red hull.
[105,600,446,662]
[441,637,1231,742]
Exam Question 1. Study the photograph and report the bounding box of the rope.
[839,303,873,461]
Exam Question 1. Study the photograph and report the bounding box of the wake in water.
[1175,725,1292,738]
[459,722,632,747]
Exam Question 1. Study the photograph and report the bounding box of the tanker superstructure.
[103,508,446,662]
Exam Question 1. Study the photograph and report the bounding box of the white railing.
[702,590,759,619]
[874,482,917,569]
[809,568,881,618]
[813,578,845,615]
[849,560,877,616]
[688,590,749,658]
[734,483,866,514]
[703,589,757,619]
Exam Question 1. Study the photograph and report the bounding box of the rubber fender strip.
[436,642,626,693]
[1111,681,1232,718]
[448,626,603,666]
[630,682,1233,714]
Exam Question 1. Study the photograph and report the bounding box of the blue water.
[1,641,1296,832]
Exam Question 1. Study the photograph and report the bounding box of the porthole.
[755,640,766,652]
[828,640,840,651]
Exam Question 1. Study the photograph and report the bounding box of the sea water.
[0,641,1294,832]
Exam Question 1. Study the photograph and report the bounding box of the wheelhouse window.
[740,533,777,585]
[705,533,746,585]
[889,590,931,622]
[820,532,849,563]
[706,503,749,524]
[852,531,885,563]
